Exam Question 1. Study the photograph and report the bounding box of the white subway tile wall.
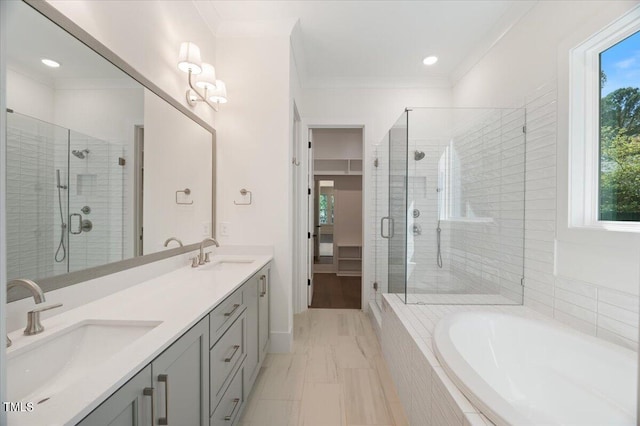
[521,84,639,350]
[6,113,127,283]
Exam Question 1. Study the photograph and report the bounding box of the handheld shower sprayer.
[56,169,67,189]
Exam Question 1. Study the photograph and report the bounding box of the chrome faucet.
[198,237,220,265]
[164,237,184,248]
[6,279,62,347]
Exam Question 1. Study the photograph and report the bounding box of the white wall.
[143,90,213,254]
[216,32,297,352]
[313,128,363,159]
[6,69,55,122]
[453,0,640,349]
[302,87,452,309]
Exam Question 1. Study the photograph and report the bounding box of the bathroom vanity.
[6,255,272,426]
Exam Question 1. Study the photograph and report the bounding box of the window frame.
[569,6,640,232]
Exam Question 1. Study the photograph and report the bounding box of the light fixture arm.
[186,69,219,111]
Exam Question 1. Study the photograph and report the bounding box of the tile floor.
[238,308,409,426]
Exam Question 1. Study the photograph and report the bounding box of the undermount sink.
[7,319,161,403]
[198,258,255,271]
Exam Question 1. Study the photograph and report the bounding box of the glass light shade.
[177,42,202,74]
[209,80,227,104]
[195,63,217,90]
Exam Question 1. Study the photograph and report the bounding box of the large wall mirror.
[5,1,215,301]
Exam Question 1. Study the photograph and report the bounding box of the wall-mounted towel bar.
[234,188,252,205]
[176,188,193,205]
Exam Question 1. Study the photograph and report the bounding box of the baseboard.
[269,329,293,353]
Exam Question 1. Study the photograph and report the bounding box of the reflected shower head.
[414,150,426,161]
[72,149,89,159]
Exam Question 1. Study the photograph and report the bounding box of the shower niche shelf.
[314,159,362,175]
[337,244,362,277]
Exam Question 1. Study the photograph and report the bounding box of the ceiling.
[6,0,137,89]
[197,1,536,88]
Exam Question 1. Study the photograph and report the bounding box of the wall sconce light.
[178,41,227,111]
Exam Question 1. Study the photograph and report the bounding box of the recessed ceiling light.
[41,58,60,68]
[423,56,438,66]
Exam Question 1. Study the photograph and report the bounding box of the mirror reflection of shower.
[72,149,90,159]
[55,169,67,262]
[6,110,126,282]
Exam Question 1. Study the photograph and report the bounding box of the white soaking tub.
[433,311,637,425]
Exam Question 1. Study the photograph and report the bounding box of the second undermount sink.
[198,257,255,272]
[7,319,161,403]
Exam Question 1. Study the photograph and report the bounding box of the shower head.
[414,150,426,161]
[72,149,89,159]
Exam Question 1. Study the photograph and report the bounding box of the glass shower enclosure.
[6,111,125,282]
[373,107,526,306]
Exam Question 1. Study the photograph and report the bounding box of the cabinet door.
[152,317,209,426]
[77,365,152,426]
[258,268,270,362]
[243,274,259,394]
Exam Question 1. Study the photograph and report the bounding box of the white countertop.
[6,252,273,426]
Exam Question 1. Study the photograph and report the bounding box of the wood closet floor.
[309,273,361,309]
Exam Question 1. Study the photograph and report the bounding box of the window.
[569,6,640,230]
[318,193,334,224]
[599,31,640,221]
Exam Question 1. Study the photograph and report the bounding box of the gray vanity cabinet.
[258,268,270,363]
[243,273,260,394]
[152,317,209,426]
[76,261,271,426]
[77,365,152,426]
[243,265,270,396]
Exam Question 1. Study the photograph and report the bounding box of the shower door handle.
[70,213,82,235]
[381,217,395,239]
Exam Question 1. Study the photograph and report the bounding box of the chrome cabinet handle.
[143,387,156,426]
[224,398,240,421]
[224,303,240,317]
[380,217,395,239]
[259,275,267,297]
[70,213,82,234]
[224,345,240,363]
[158,374,169,425]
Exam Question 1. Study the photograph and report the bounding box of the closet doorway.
[308,128,363,309]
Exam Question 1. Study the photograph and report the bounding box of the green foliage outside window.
[599,32,640,221]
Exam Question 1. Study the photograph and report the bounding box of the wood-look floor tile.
[339,368,391,425]
[373,355,400,404]
[305,344,339,383]
[299,382,346,426]
[258,354,308,401]
[242,309,408,426]
[242,399,300,426]
[332,336,372,369]
[388,401,410,426]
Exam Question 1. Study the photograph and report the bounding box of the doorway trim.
[295,117,371,314]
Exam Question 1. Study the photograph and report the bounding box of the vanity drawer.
[210,313,245,413]
[210,288,244,346]
[210,366,244,426]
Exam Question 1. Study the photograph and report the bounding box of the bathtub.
[433,311,637,425]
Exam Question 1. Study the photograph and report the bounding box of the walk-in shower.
[6,110,125,282]
[373,107,526,307]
